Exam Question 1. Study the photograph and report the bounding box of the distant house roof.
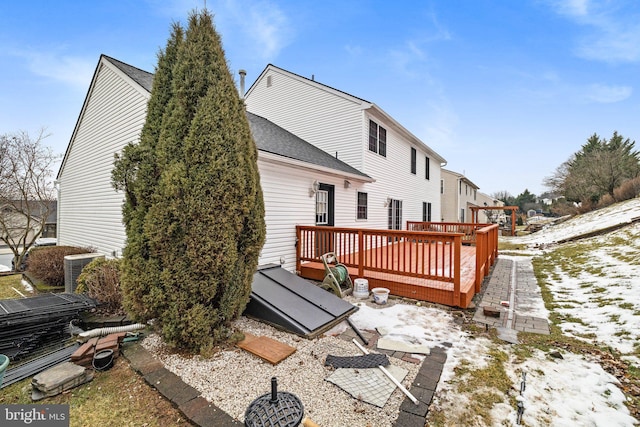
[442,168,480,190]
[1,200,56,223]
[97,56,370,180]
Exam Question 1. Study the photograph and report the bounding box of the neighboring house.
[440,169,480,223]
[243,64,446,231]
[475,192,506,224]
[56,55,374,271]
[0,200,56,245]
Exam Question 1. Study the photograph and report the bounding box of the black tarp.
[244,265,357,339]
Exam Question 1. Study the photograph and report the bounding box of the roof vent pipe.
[239,69,247,99]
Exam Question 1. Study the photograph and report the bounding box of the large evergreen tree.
[113,11,265,353]
[545,132,640,203]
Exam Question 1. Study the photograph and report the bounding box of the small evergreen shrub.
[27,246,94,287]
[76,258,123,315]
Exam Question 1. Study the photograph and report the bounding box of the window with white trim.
[423,202,432,222]
[425,157,430,180]
[410,147,417,174]
[368,120,387,157]
[357,192,368,220]
[388,199,402,230]
[315,190,329,225]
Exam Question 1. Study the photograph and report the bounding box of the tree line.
[493,131,640,217]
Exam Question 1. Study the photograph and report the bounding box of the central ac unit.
[64,253,105,293]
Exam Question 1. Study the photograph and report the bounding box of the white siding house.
[56,56,373,272]
[244,65,447,231]
[440,169,480,223]
[57,56,151,256]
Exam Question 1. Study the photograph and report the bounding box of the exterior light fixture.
[309,180,320,197]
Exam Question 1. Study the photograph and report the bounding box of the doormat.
[236,333,296,365]
[324,353,389,369]
[326,365,408,407]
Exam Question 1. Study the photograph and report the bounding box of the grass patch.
[0,358,190,427]
[0,280,187,426]
[431,348,513,426]
[609,314,621,323]
[0,274,27,299]
[498,241,528,251]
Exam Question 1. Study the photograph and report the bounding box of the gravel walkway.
[142,309,421,426]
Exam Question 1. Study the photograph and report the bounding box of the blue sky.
[1,0,639,197]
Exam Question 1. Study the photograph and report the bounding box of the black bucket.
[93,349,114,371]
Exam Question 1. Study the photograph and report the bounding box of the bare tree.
[0,130,58,271]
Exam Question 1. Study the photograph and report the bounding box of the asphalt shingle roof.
[103,56,370,180]
[246,112,370,178]
[103,55,154,92]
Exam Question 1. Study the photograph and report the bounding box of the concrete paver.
[473,257,550,336]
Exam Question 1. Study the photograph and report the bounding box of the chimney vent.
[239,69,247,99]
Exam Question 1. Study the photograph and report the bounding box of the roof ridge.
[265,63,371,104]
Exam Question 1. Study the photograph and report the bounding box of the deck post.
[358,230,364,278]
[453,234,461,307]
[475,231,486,292]
[295,226,302,274]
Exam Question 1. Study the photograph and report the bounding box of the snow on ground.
[425,198,640,425]
[514,197,640,246]
[543,224,640,365]
[344,295,638,426]
[0,264,10,272]
[502,350,636,426]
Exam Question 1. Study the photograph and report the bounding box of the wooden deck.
[296,224,498,308]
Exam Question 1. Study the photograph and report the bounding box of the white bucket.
[353,278,369,299]
[371,287,390,305]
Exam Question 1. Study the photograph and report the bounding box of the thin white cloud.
[243,2,290,58]
[11,50,95,90]
[344,44,363,57]
[145,0,292,61]
[584,83,632,103]
[549,0,589,17]
[546,0,640,63]
[387,11,451,77]
[213,0,292,61]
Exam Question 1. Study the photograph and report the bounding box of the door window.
[316,190,329,225]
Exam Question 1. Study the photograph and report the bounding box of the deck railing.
[473,223,499,291]
[406,221,484,245]
[296,222,499,307]
[406,221,499,291]
[296,225,464,302]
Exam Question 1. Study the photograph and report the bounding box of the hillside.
[429,197,640,426]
